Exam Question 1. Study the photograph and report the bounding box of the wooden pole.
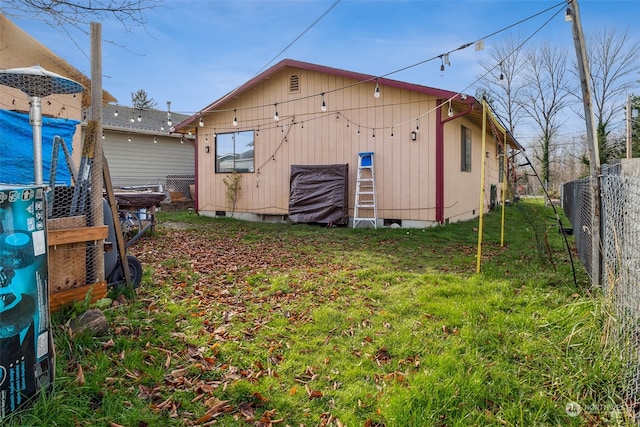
[567,0,601,286]
[90,22,105,283]
[500,128,507,247]
[627,94,632,159]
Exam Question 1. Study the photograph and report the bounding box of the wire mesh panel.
[166,174,194,200]
[564,173,640,422]
[47,134,104,289]
[562,177,593,278]
[600,174,640,412]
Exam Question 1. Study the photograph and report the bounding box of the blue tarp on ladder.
[0,109,79,185]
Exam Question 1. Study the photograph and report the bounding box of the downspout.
[436,98,476,224]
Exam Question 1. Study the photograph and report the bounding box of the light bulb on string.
[114,109,118,117]
[274,104,279,121]
[130,116,135,123]
[374,82,380,98]
[372,128,376,138]
[161,121,165,131]
[439,56,445,72]
[415,118,420,134]
[128,137,132,143]
[390,127,394,139]
[499,62,504,81]
[199,117,204,127]
[448,100,454,117]
[233,110,238,127]
[357,126,360,135]
[137,114,142,122]
[154,137,157,144]
[167,116,172,127]
[320,93,327,112]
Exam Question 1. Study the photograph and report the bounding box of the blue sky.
[5,0,640,138]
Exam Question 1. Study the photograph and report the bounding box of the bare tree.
[581,27,640,165]
[477,36,528,135]
[1,0,160,30]
[519,42,574,187]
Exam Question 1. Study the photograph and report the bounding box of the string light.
[374,81,380,98]
[114,109,118,117]
[199,117,204,127]
[167,5,560,146]
[320,93,327,112]
[390,127,394,138]
[130,116,135,123]
[128,136,132,142]
[274,104,279,121]
[153,137,157,143]
[167,101,172,127]
[372,128,376,138]
[161,121,165,131]
[448,100,454,117]
[233,110,238,126]
[137,114,142,122]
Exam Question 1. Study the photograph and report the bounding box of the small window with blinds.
[289,74,300,93]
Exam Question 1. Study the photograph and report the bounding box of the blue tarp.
[0,109,79,185]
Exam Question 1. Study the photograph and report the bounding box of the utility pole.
[627,94,632,159]
[566,0,601,286]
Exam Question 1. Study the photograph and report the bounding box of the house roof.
[95,104,190,136]
[175,58,522,151]
[0,14,116,106]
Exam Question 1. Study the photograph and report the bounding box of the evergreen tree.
[131,89,157,110]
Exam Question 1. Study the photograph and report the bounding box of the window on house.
[215,130,255,173]
[461,125,471,172]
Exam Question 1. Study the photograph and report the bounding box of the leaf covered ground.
[5,202,629,426]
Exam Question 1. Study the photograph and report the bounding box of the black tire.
[108,255,143,288]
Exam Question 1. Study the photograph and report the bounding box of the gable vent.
[289,74,300,92]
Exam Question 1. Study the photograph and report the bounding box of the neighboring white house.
[92,104,195,198]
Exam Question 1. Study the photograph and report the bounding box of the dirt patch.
[158,220,190,230]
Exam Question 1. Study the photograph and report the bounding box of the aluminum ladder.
[353,152,377,228]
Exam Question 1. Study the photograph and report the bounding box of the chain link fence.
[562,169,640,420]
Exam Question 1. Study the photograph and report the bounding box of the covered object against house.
[174,59,522,228]
[288,164,349,225]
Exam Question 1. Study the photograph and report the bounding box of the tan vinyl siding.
[196,65,502,225]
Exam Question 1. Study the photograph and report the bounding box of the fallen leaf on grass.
[75,363,85,386]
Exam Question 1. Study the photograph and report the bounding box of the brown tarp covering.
[289,164,349,225]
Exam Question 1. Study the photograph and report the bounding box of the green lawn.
[4,200,629,426]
